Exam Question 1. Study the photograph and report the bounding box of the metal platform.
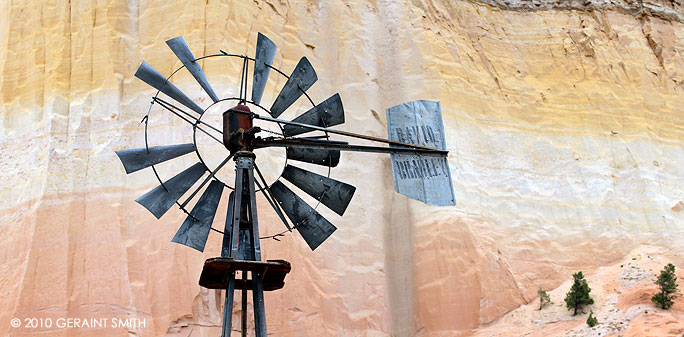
[200,257,291,291]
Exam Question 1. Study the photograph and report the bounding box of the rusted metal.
[199,258,291,291]
[223,104,255,153]
[223,104,253,141]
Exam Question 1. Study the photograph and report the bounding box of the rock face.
[470,246,684,337]
[1,0,683,336]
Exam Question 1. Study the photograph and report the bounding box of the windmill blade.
[269,57,317,118]
[134,60,205,114]
[115,143,196,174]
[221,191,235,258]
[285,138,345,167]
[286,147,340,167]
[172,180,223,252]
[251,33,277,105]
[282,93,344,136]
[166,37,220,103]
[135,162,206,219]
[269,181,336,250]
[281,165,355,216]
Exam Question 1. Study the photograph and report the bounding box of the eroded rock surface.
[1,0,683,336]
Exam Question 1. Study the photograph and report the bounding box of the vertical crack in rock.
[639,18,666,69]
[375,1,417,336]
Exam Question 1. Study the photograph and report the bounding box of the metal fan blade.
[281,165,355,216]
[166,37,220,103]
[115,143,196,174]
[221,191,235,258]
[134,60,205,114]
[286,147,340,167]
[251,33,277,105]
[269,57,317,118]
[269,181,336,250]
[172,180,223,252]
[282,94,344,136]
[135,162,206,219]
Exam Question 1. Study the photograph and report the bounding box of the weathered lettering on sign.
[386,100,456,206]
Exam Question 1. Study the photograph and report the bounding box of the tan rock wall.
[1,0,683,336]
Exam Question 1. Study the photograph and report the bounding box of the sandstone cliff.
[1,0,683,336]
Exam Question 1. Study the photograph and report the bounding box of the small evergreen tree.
[586,310,598,327]
[538,288,551,310]
[564,271,594,315]
[651,263,679,309]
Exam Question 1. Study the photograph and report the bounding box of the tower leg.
[221,274,235,337]
[241,271,248,337]
[252,276,267,336]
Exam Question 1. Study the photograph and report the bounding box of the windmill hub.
[223,103,260,154]
[193,100,285,189]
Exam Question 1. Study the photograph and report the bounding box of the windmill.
[116,33,455,336]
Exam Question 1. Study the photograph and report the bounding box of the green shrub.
[652,263,679,309]
[538,288,551,310]
[564,271,594,315]
[586,310,598,327]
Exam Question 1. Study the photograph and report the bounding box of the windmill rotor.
[118,34,353,250]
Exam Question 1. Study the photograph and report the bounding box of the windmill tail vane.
[115,32,454,336]
[386,100,456,206]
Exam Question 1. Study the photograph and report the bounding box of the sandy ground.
[464,246,684,337]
